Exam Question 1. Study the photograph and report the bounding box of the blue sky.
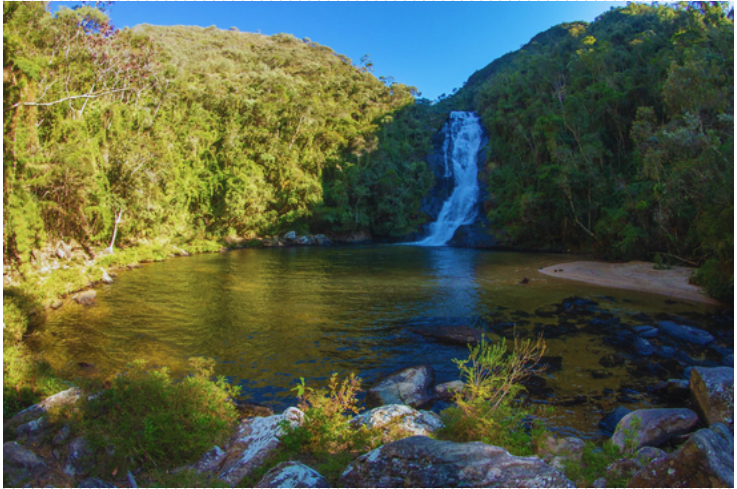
[52,1,626,100]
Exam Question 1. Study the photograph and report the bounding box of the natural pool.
[34,245,729,437]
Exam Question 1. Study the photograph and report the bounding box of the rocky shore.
[4,359,733,487]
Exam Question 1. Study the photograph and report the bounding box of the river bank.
[539,261,722,306]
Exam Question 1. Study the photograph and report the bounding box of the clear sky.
[51,1,626,100]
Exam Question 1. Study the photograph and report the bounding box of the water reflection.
[423,247,482,319]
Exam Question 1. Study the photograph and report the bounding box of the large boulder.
[365,366,434,408]
[350,404,444,440]
[690,366,734,429]
[599,407,632,436]
[15,416,51,447]
[3,442,49,486]
[255,461,328,488]
[657,320,715,346]
[216,407,304,486]
[338,436,574,488]
[611,408,699,451]
[628,423,733,488]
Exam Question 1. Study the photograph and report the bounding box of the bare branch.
[11,88,130,108]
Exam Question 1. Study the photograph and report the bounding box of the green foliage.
[282,372,370,455]
[563,440,625,487]
[78,357,239,472]
[444,3,733,299]
[439,335,547,455]
[692,258,733,303]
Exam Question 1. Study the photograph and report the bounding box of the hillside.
[443,2,734,301]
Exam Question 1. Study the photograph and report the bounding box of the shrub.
[80,357,239,472]
[692,258,733,303]
[281,372,372,455]
[439,334,547,454]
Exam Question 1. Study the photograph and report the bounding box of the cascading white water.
[416,111,483,246]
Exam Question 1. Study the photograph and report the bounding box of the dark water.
[36,245,727,436]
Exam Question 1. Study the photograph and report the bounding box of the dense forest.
[443,2,733,302]
[3,1,733,303]
[3,2,436,274]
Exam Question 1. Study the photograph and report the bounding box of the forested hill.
[3,3,435,273]
[443,2,734,302]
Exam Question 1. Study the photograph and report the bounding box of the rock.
[74,290,97,305]
[3,441,49,486]
[64,436,95,477]
[592,477,608,488]
[216,407,304,486]
[690,366,734,429]
[365,366,434,408]
[350,404,444,440]
[255,461,329,488]
[434,380,464,400]
[53,424,72,446]
[16,416,51,446]
[656,346,676,358]
[233,400,275,418]
[657,320,715,346]
[628,423,733,488]
[193,446,228,474]
[611,408,699,451]
[412,325,486,346]
[605,458,643,481]
[536,435,585,463]
[632,325,658,338]
[313,234,331,246]
[6,387,82,430]
[283,231,297,241]
[633,337,654,356]
[599,406,632,435]
[262,237,281,248]
[78,478,118,488]
[294,235,314,246]
[99,268,114,284]
[600,353,625,368]
[338,436,574,488]
[635,446,667,466]
[50,299,64,310]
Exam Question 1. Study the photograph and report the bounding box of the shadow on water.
[37,245,729,437]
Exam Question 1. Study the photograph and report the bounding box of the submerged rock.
[657,320,715,346]
[256,461,328,488]
[689,366,734,429]
[611,408,699,451]
[632,325,658,338]
[339,436,574,488]
[628,423,733,488]
[412,325,485,346]
[365,365,434,408]
[74,290,97,305]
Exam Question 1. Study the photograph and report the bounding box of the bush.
[439,334,547,454]
[281,372,369,455]
[692,258,733,303]
[79,357,239,472]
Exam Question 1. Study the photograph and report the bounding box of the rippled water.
[36,246,725,436]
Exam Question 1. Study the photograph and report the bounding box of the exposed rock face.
[255,461,329,488]
[690,366,734,429]
[365,366,434,408]
[412,325,486,346]
[16,416,51,447]
[216,407,304,486]
[339,436,574,488]
[74,290,97,305]
[350,404,444,439]
[628,423,734,488]
[6,387,82,430]
[657,320,715,345]
[611,408,699,451]
[3,442,48,486]
[635,446,667,466]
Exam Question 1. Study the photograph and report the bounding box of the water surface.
[36,246,725,436]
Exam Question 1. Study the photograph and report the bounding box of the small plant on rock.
[439,334,547,454]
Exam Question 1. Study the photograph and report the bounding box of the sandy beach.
[538,260,722,305]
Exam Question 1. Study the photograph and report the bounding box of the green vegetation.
[443,2,733,301]
[76,357,238,474]
[438,335,547,455]
[3,2,434,281]
[563,440,626,487]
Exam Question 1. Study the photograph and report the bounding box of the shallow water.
[35,245,727,437]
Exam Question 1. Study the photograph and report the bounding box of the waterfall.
[416,111,483,246]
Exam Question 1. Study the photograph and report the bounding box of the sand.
[538,260,721,305]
